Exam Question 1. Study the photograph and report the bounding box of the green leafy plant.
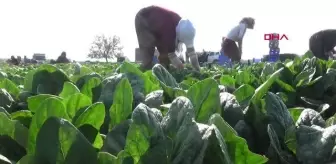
[1,54,336,164]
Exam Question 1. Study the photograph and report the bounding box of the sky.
[0,0,335,62]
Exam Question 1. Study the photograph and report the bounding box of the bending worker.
[135,5,201,71]
[221,17,255,62]
[56,51,71,63]
[309,29,336,60]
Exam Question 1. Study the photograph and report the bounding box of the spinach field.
[1,51,336,164]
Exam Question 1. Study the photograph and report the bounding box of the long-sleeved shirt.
[138,6,182,53]
[226,23,247,42]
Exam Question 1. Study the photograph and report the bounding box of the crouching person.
[221,17,255,62]
[56,51,70,63]
[309,29,336,60]
[135,5,201,71]
[7,56,19,65]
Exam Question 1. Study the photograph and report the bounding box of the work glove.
[189,53,201,72]
[168,52,184,70]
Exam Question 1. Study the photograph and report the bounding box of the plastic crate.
[268,48,280,62]
[269,48,280,54]
[268,54,279,62]
[218,54,231,66]
[268,33,280,49]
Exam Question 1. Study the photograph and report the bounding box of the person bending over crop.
[221,17,255,62]
[309,29,336,60]
[135,5,201,71]
[56,51,70,63]
[7,56,19,65]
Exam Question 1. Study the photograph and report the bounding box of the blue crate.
[218,53,231,66]
[268,54,279,62]
[269,55,279,62]
[269,48,280,54]
[268,48,280,62]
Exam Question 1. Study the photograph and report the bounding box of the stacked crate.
[268,33,280,62]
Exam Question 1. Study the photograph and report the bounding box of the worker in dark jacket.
[56,51,70,63]
[309,29,336,60]
[135,5,201,71]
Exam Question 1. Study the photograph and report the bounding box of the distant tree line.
[5,34,125,65]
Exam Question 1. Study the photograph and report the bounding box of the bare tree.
[88,34,124,62]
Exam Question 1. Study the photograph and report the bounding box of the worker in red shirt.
[135,5,201,71]
[309,29,336,60]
